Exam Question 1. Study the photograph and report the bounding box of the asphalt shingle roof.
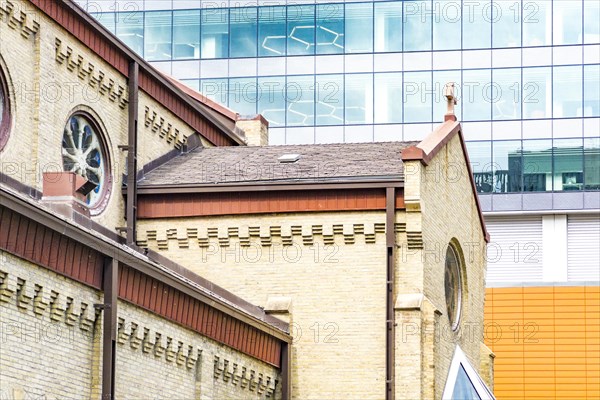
[140,141,419,186]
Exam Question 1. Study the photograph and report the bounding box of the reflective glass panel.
[403,0,432,51]
[584,138,600,190]
[553,138,584,191]
[229,77,258,116]
[258,76,286,127]
[467,141,493,193]
[553,0,583,45]
[345,73,373,124]
[375,73,402,123]
[174,10,200,59]
[584,65,600,117]
[522,139,553,192]
[288,5,315,56]
[93,12,116,34]
[345,3,374,53]
[493,0,521,48]
[584,0,600,44]
[145,11,172,61]
[493,140,522,193]
[316,74,344,125]
[463,69,492,121]
[116,11,143,55]
[553,66,583,118]
[200,78,228,105]
[523,67,552,119]
[316,4,344,55]
[433,0,461,50]
[523,0,551,46]
[463,0,491,49]
[493,68,521,120]
[375,2,403,52]
[259,6,287,56]
[181,79,199,91]
[404,71,432,123]
[287,75,315,126]
[452,366,482,400]
[201,8,229,58]
[230,7,258,58]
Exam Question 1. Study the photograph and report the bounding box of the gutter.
[133,179,405,195]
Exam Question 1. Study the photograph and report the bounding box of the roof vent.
[278,154,301,163]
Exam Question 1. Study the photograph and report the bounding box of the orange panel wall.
[484,286,600,399]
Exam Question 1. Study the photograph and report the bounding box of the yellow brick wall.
[399,133,488,398]
[0,0,198,234]
[0,250,280,399]
[138,211,389,399]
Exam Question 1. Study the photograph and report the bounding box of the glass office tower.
[81,0,599,284]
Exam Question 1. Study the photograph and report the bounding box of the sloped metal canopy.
[442,346,496,400]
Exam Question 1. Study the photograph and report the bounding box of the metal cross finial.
[444,82,457,116]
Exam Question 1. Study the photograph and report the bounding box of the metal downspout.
[101,257,118,399]
[126,61,139,245]
[386,187,396,400]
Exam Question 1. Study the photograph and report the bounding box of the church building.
[0,1,493,398]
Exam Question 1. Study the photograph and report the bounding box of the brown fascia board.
[134,179,405,195]
[42,0,245,146]
[0,180,291,340]
[401,120,490,243]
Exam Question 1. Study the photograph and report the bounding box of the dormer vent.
[278,154,301,163]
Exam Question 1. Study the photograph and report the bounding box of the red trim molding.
[138,189,405,218]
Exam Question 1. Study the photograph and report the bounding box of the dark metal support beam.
[280,342,292,400]
[126,61,139,246]
[385,187,396,400]
[102,257,118,399]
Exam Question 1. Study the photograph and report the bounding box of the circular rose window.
[61,113,110,212]
[0,67,10,151]
[444,245,462,330]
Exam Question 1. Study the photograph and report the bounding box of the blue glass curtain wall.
[467,138,600,193]
[177,64,599,126]
[94,0,599,61]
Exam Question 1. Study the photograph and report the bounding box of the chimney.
[42,172,96,219]
[235,115,269,146]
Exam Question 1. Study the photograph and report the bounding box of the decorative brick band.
[0,1,39,39]
[214,355,278,398]
[55,38,128,110]
[116,316,201,370]
[137,222,405,250]
[144,106,187,149]
[0,268,99,333]
[406,231,424,249]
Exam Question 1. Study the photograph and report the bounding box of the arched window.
[444,244,462,331]
[0,66,11,151]
[61,112,111,213]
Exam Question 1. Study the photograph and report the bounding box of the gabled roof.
[0,173,290,365]
[402,118,490,242]
[138,141,419,187]
[29,0,245,146]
